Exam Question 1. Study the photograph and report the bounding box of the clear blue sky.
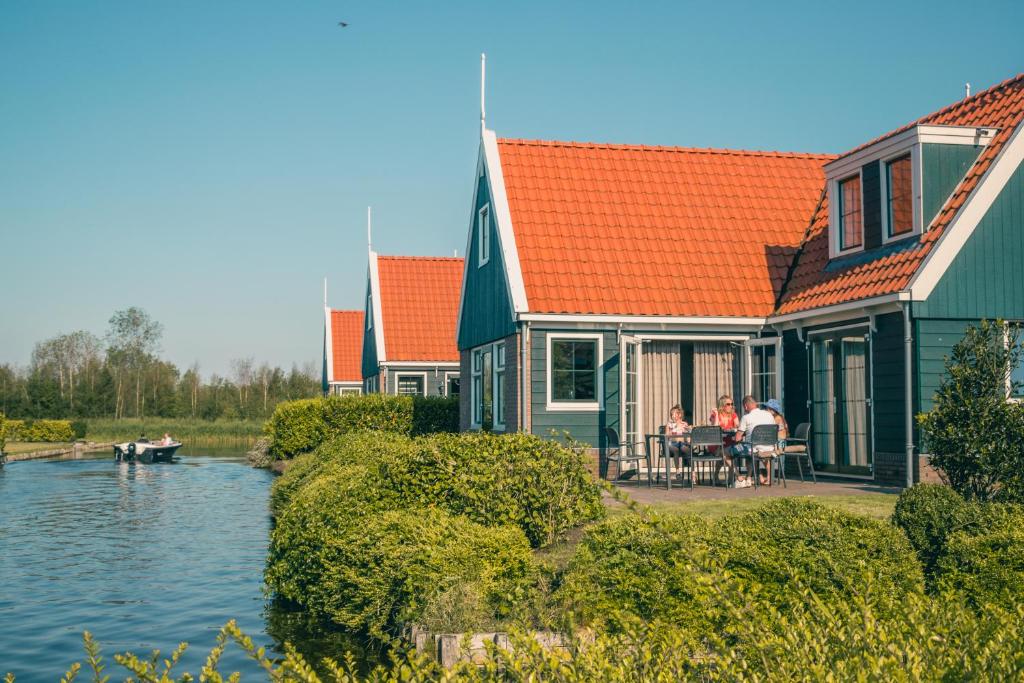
[2,0,1021,377]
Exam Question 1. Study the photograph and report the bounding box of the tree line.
[0,307,320,420]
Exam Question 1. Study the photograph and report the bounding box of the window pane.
[887,155,913,236]
[1012,334,1024,398]
[552,369,574,400]
[551,339,598,402]
[448,376,460,397]
[573,370,596,400]
[840,176,862,249]
[495,371,505,424]
[397,376,424,396]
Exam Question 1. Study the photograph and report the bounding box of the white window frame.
[1005,323,1024,402]
[546,332,603,412]
[880,147,923,245]
[444,371,460,398]
[493,342,506,430]
[470,348,485,428]
[339,386,362,396]
[394,372,428,397]
[744,337,783,403]
[477,203,491,267]
[831,171,865,257]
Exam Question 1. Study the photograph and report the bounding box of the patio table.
[644,433,691,491]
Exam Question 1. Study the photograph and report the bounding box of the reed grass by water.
[84,418,262,447]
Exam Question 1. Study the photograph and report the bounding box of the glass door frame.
[806,326,874,478]
[619,335,642,451]
[744,337,783,404]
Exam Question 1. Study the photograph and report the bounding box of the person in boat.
[161,433,173,446]
[138,433,150,443]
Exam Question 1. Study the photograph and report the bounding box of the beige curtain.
[842,340,869,467]
[642,341,681,438]
[693,342,736,425]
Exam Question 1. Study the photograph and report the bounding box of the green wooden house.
[456,73,1024,486]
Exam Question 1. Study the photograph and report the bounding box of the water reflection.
[0,452,383,679]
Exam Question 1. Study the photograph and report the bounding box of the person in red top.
[708,394,740,482]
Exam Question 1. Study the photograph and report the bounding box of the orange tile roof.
[377,255,462,362]
[328,310,364,382]
[777,73,1024,315]
[497,139,833,317]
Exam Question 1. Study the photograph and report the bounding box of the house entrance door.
[620,335,642,450]
[809,331,872,476]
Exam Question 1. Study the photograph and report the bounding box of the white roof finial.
[367,206,373,252]
[323,277,328,308]
[965,82,972,98]
[480,53,486,134]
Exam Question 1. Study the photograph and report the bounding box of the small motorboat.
[113,439,182,463]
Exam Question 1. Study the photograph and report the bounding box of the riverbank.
[3,441,114,462]
[84,418,262,449]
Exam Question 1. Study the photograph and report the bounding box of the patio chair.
[749,424,782,488]
[603,426,652,488]
[689,426,724,488]
[783,422,816,483]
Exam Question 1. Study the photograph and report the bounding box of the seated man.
[732,395,777,485]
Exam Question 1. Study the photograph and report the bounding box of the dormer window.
[838,175,863,251]
[886,154,913,238]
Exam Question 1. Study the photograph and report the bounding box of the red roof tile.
[328,310,364,382]
[777,73,1024,315]
[496,139,833,317]
[377,255,462,362]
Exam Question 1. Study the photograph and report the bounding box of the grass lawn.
[606,492,898,521]
[4,441,73,455]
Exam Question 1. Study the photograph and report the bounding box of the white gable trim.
[324,305,335,383]
[367,251,387,362]
[481,129,529,313]
[909,120,1024,301]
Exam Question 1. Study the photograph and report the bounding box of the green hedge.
[264,394,459,459]
[0,413,6,454]
[559,499,923,635]
[937,515,1024,608]
[2,419,75,442]
[266,472,536,640]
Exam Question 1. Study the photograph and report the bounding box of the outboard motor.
[127,442,136,462]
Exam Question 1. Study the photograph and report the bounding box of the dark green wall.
[361,278,379,380]
[872,312,908,453]
[863,161,882,249]
[457,170,517,350]
[782,330,808,426]
[916,162,1024,318]
[529,329,619,448]
[915,318,976,414]
[921,143,984,229]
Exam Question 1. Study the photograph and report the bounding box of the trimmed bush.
[715,499,923,613]
[379,432,605,547]
[3,419,25,441]
[411,396,459,435]
[558,513,715,634]
[69,420,88,440]
[892,484,977,583]
[0,413,6,454]
[15,419,75,442]
[266,478,536,640]
[937,515,1024,608]
[265,394,460,459]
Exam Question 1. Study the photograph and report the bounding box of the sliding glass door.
[809,332,872,476]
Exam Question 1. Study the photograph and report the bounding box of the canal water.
[0,450,350,680]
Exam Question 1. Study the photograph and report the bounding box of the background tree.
[106,307,163,418]
[919,320,1024,502]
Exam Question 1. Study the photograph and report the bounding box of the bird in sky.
[338,21,349,27]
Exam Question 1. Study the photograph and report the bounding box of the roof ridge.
[496,137,836,160]
[377,255,464,262]
[329,309,363,315]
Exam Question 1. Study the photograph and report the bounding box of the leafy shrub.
[265,395,461,459]
[3,419,25,441]
[267,476,536,640]
[0,413,6,454]
[937,514,1024,608]
[918,320,1024,502]
[410,396,459,435]
[715,499,923,614]
[16,419,75,442]
[69,420,88,440]
[892,484,977,583]
[379,432,605,547]
[558,513,715,634]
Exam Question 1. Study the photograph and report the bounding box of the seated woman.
[763,398,788,485]
[708,395,741,483]
[664,402,690,455]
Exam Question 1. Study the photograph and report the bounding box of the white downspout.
[903,302,915,488]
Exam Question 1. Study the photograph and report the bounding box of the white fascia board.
[367,251,387,362]
[767,295,903,325]
[826,124,996,181]
[324,305,335,383]
[380,361,460,368]
[517,313,766,326]
[455,145,487,345]
[909,120,1024,301]
[481,129,529,313]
